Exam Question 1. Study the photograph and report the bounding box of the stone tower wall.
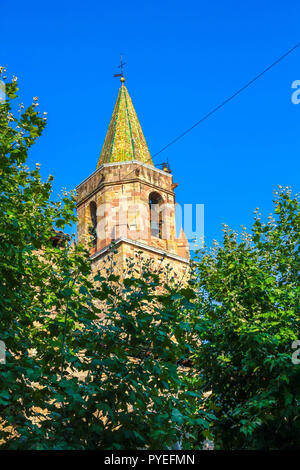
[76,161,190,277]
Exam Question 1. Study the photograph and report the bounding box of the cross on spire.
[118,54,126,76]
[113,54,126,83]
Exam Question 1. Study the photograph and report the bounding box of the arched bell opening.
[89,201,97,247]
[149,192,163,239]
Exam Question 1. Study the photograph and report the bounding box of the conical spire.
[97,80,153,168]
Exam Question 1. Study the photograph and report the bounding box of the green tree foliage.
[0,69,213,449]
[2,68,298,451]
[194,188,300,449]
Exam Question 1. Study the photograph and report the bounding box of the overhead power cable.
[92,41,300,188]
[152,41,300,158]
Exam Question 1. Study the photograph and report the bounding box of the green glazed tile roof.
[97,82,153,168]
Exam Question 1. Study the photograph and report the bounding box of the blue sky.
[2,0,299,247]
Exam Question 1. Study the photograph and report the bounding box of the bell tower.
[76,77,189,277]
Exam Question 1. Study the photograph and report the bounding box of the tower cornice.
[76,178,175,209]
[90,237,190,264]
[76,160,172,191]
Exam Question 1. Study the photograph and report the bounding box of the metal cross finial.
[118,54,126,76]
[113,54,126,82]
